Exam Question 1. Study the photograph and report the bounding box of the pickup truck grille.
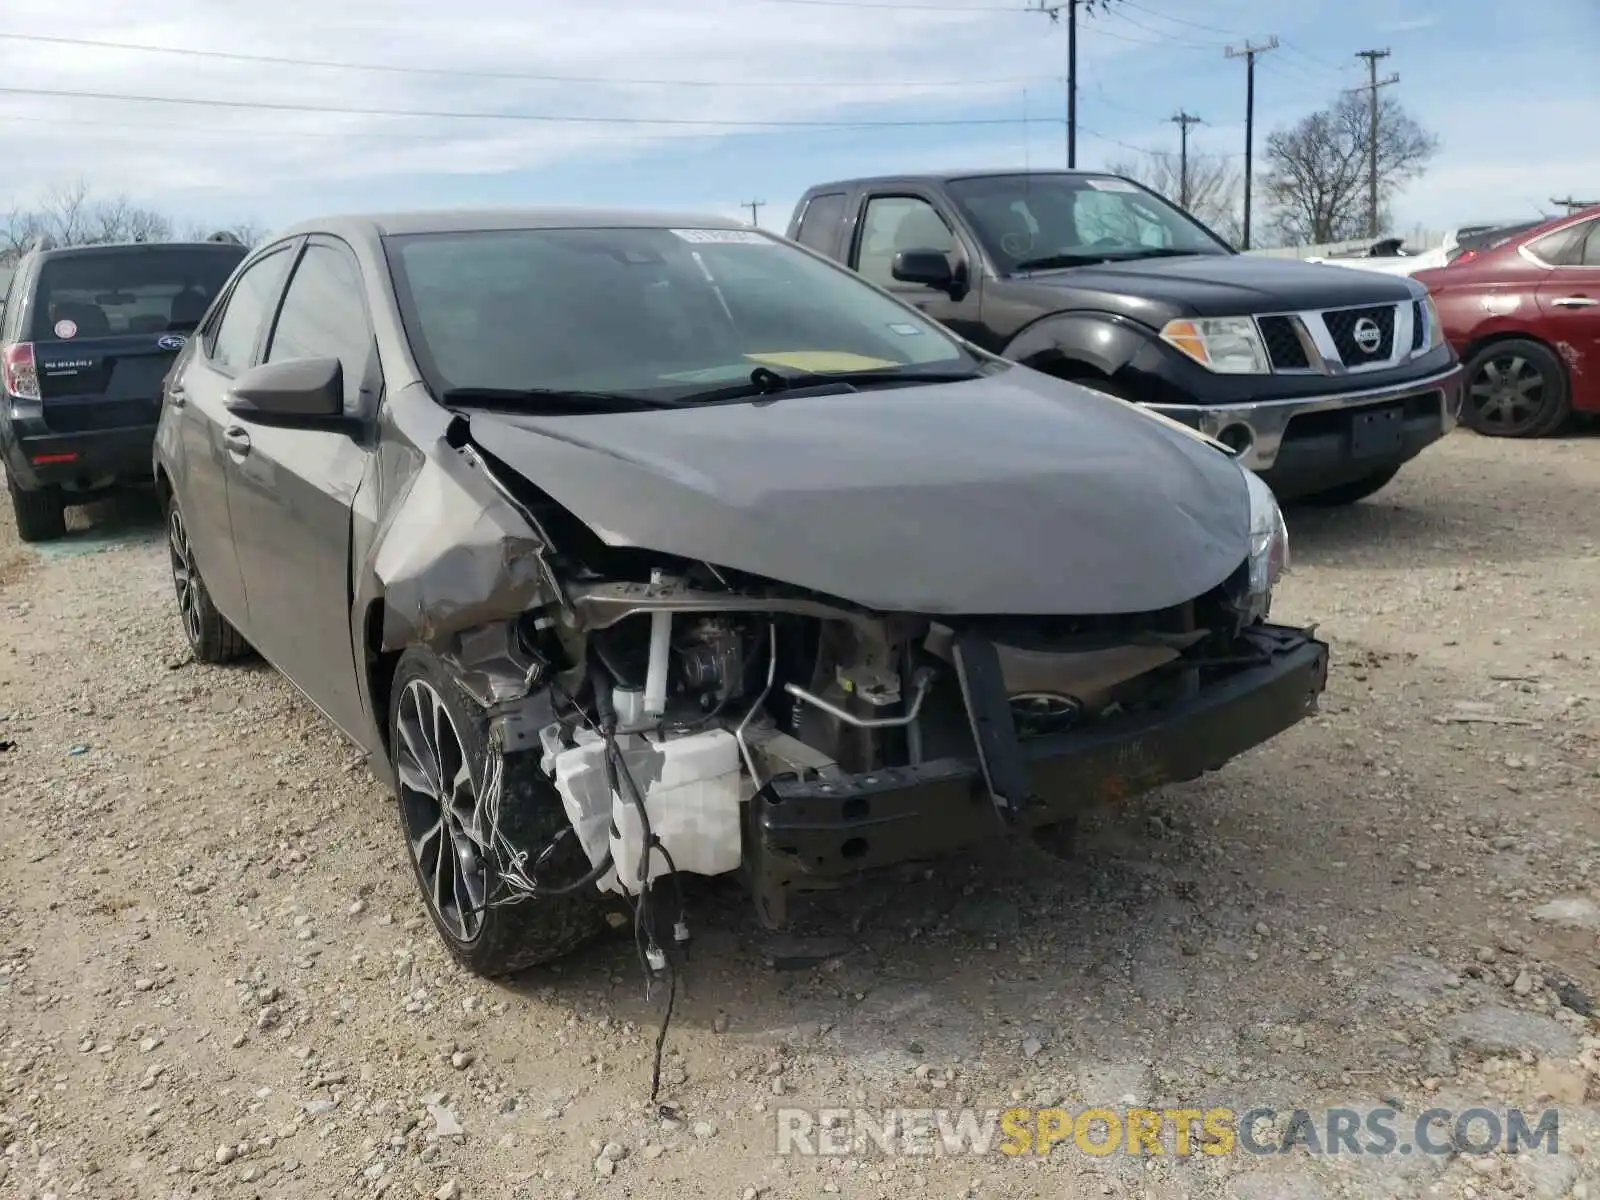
[1257,316,1309,370]
[1323,305,1395,364]
[1252,301,1415,375]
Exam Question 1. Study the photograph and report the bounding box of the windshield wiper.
[675,365,984,404]
[1013,253,1104,271]
[440,386,684,413]
[1015,248,1214,272]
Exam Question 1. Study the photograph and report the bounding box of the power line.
[743,200,766,225]
[1225,37,1277,251]
[1347,49,1398,239]
[0,30,1054,90]
[1099,7,1228,48]
[0,83,1069,129]
[1114,0,1244,37]
[742,0,1022,9]
[1278,39,1350,75]
[1169,110,1202,208]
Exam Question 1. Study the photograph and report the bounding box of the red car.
[1414,206,1600,437]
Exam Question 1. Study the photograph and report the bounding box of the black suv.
[1,235,248,541]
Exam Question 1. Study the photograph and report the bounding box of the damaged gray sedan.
[152,209,1328,976]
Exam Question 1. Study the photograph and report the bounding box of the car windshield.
[944,173,1233,274]
[385,226,975,405]
[31,247,243,340]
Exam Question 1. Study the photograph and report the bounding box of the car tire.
[1461,339,1571,438]
[166,497,250,663]
[388,647,607,977]
[1295,464,1402,507]
[7,477,67,543]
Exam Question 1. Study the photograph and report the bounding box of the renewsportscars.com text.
[775,1106,1561,1158]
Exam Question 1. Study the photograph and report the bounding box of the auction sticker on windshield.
[1084,178,1140,193]
[671,229,772,245]
[745,350,899,373]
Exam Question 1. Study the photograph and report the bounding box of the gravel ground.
[2,429,1600,1200]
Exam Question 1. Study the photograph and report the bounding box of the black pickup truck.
[787,171,1465,504]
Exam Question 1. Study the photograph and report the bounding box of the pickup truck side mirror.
[891,248,955,290]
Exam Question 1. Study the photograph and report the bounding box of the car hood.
[467,366,1253,616]
[1020,251,1421,319]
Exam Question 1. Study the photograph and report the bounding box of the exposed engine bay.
[464,537,1310,927]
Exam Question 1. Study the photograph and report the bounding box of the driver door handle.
[1552,296,1599,308]
[223,427,252,456]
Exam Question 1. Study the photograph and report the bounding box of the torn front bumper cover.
[747,623,1328,924]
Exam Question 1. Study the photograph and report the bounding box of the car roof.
[802,169,1116,193]
[34,241,246,260]
[273,208,758,240]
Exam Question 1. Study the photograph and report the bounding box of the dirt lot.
[2,429,1600,1200]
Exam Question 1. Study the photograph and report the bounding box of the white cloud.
[0,0,1124,221]
[0,0,1582,239]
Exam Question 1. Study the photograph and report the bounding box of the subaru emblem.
[158,334,187,351]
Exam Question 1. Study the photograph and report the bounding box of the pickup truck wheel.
[166,498,250,663]
[1296,464,1402,507]
[7,477,67,543]
[1462,340,1571,438]
[389,648,607,977]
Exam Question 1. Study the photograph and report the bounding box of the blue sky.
[0,0,1593,245]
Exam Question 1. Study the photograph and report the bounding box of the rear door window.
[30,247,244,342]
[794,193,846,252]
[207,248,295,374]
[1526,222,1591,267]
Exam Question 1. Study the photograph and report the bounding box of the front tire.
[8,477,66,543]
[1295,464,1402,507]
[1462,339,1571,438]
[389,648,606,976]
[166,497,249,662]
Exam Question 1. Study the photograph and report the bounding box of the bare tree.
[1260,92,1439,246]
[1106,151,1245,246]
[0,183,263,263]
[0,179,175,253]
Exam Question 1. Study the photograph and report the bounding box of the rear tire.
[1295,464,1402,507]
[8,478,66,543]
[1461,339,1571,438]
[166,496,249,663]
[389,647,606,976]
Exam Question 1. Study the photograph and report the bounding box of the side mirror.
[225,357,343,421]
[891,248,955,289]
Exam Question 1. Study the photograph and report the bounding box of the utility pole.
[1169,111,1203,209]
[1348,49,1398,239]
[1032,0,1119,169]
[1551,196,1600,213]
[742,199,765,227]
[1225,37,1277,251]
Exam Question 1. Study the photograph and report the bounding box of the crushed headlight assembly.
[1242,467,1289,621]
[1160,316,1272,375]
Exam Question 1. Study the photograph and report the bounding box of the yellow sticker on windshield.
[744,350,900,373]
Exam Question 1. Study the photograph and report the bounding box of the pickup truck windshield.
[386,226,974,407]
[944,174,1233,274]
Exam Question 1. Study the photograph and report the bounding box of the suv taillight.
[2,342,39,400]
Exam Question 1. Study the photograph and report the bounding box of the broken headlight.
[1242,467,1289,621]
